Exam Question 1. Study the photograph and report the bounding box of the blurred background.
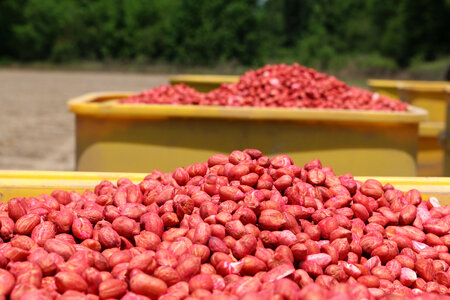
[0,0,449,171]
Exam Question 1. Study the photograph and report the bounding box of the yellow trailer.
[69,92,426,176]
[169,75,239,92]
[368,79,450,176]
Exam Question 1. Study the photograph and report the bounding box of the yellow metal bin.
[368,80,449,123]
[418,122,446,176]
[368,79,450,176]
[0,171,449,205]
[0,170,145,200]
[68,92,427,176]
[443,90,450,176]
[169,75,239,92]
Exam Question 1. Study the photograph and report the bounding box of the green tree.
[171,0,263,65]
[0,0,448,67]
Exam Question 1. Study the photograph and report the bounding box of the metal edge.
[419,122,445,137]
[0,172,449,204]
[169,74,239,84]
[68,92,428,123]
[368,79,450,92]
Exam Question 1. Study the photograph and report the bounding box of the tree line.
[0,0,449,70]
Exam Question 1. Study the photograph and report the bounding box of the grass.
[1,56,448,90]
[0,60,249,75]
[408,57,450,80]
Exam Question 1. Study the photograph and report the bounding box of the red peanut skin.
[121,64,407,112]
[31,221,56,247]
[15,214,41,235]
[4,149,450,300]
[399,205,417,225]
[130,273,167,299]
[0,269,15,296]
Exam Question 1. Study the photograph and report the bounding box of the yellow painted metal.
[443,92,450,176]
[169,75,239,92]
[417,122,446,176]
[0,171,449,204]
[445,136,450,177]
[68,92,427,176]
[368,79,449,123]
[368,80,449,86]
[369,79,450,176]
[367,81,399,99]
[0,170,146,201]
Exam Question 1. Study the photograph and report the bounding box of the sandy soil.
[0,69,168,170]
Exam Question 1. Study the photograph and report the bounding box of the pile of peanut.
[0,150,448,299]
[120,64,408,112]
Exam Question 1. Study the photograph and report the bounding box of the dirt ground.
[0,69,168,170]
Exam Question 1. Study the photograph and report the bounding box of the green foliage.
[408,56,450,80]
[0,0,448,69]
